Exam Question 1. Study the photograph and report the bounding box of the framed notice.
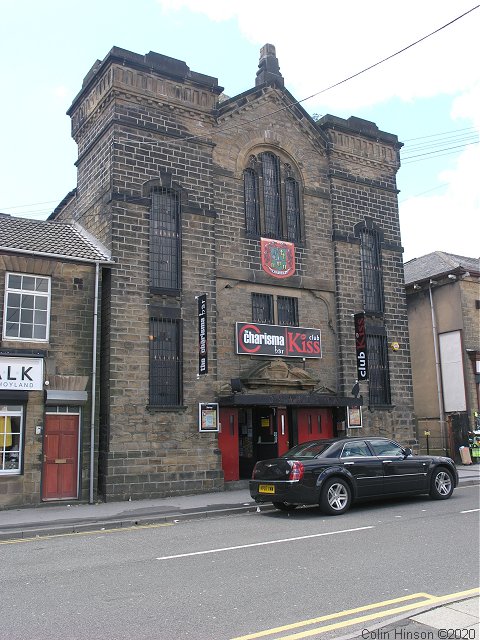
[347,406,362,429]
[198,403,219,432]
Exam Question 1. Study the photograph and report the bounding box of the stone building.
[0,214,111,508]
[404,251,480,458]
[50,44,415,502]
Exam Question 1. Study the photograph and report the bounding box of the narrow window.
[3,273,50,341]
[261,153,282,238]
[277,296,299,326]
[149,317,182,407]
[285,177,301,242]
[366,331,391,405]
[252,293,274,324]
[360,228,384,314]
[244,168,260,235]
[150,188,181,291]
[0,406,24,475]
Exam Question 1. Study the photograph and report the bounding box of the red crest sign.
[260,238,295,279]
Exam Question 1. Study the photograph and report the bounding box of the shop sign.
[198,403,219,432]
[260,238,295,279]
[236,322,321,358]
[0,357,44,390]
[197,293,208,375]
[354,313,368,381]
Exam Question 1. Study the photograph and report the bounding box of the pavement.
[1,463,479,638]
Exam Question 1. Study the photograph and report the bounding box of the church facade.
[51,44,415,501]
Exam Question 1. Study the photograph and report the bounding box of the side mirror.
[403,447,413,458]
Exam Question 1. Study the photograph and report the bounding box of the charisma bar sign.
[236,323,322,358]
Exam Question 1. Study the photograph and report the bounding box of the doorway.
[42,410,80,500]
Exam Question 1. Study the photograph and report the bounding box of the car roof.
[305,437,392,446]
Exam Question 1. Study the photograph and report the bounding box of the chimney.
[255,43,284,87]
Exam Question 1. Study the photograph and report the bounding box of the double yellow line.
[231,588,480,640]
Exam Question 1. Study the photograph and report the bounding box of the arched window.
[285,177,301,242]
[244,168,260,235]
[150,188,181,291]
[262,152,282,238]
[243,152,302,242]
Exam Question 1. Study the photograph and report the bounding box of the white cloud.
[158,0,480,111]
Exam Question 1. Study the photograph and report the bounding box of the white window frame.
[3,272,51,342]
[0,405,24,475]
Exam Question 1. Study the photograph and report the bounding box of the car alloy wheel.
[320,478,351,515]
[430,467,454,500]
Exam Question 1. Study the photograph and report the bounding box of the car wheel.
[272,502,298,511]
[429,467,454,500]
[320,477,351,515]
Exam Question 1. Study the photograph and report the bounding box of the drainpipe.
[428,281,446,454]
[89,262,100,504]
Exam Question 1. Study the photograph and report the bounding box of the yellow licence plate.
[259,484,275,494]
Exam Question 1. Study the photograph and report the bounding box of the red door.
[276,409,290,455]
[297,408,333,444]
[42,414,79,500]
[218,408,239,482]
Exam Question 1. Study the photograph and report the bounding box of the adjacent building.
[404,251,480,459]
[46,43,415,503]
[0,214,111,508]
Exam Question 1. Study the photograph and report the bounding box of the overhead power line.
[2,5,479,218]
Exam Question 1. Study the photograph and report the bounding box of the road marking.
[156,526,374,560]
[0,522,174,544]
[461,508,480,513]
[230,588,480,640]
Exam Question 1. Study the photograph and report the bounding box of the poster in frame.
[347,406,362,429]
[198,403,219,432]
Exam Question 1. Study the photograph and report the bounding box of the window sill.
[146,405,187,413]
[367,404,395,411]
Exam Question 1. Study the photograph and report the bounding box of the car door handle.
[343,462,355,465]
[382,460,393,464]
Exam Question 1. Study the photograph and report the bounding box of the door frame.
[42,407,81,501]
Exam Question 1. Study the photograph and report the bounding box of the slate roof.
[0,214,112,264]
[404,251,479,285]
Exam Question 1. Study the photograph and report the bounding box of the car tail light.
[288,460,304,481]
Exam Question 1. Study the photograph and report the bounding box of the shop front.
[218,392,355,482]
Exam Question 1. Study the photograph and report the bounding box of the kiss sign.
[236,323,322,358]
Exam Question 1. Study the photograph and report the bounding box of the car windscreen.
[280,442,332,459]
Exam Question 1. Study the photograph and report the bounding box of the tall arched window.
[150,188,181,291]
[243,152,302,242]
[285,177,301,242]
[360,226,384,314]
[244,167,260,235]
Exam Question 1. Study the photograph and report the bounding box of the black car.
[250,437,458,515]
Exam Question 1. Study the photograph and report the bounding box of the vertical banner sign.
[354,313,368,381]
[198,294,208,375]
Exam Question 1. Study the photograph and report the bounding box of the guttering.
[0,246,113,265]
[89,261,100,504]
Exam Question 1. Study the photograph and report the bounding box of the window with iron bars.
[243,153,302,242]
[150,188,181,291]
[366,331,391,406]
[360,227,384,314]
[149,317,182,407]
[252,293,298,326]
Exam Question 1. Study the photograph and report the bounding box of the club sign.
[354,313,368,381]
[236,322,322,358]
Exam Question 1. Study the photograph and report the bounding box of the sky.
[0,0,478,263]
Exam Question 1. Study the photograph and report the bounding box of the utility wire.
[2,5,479,218]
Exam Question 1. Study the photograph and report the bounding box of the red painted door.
[218,408,239,482]
[42,414,79,500]
[276,409,290,455]
[297,408,333,444]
